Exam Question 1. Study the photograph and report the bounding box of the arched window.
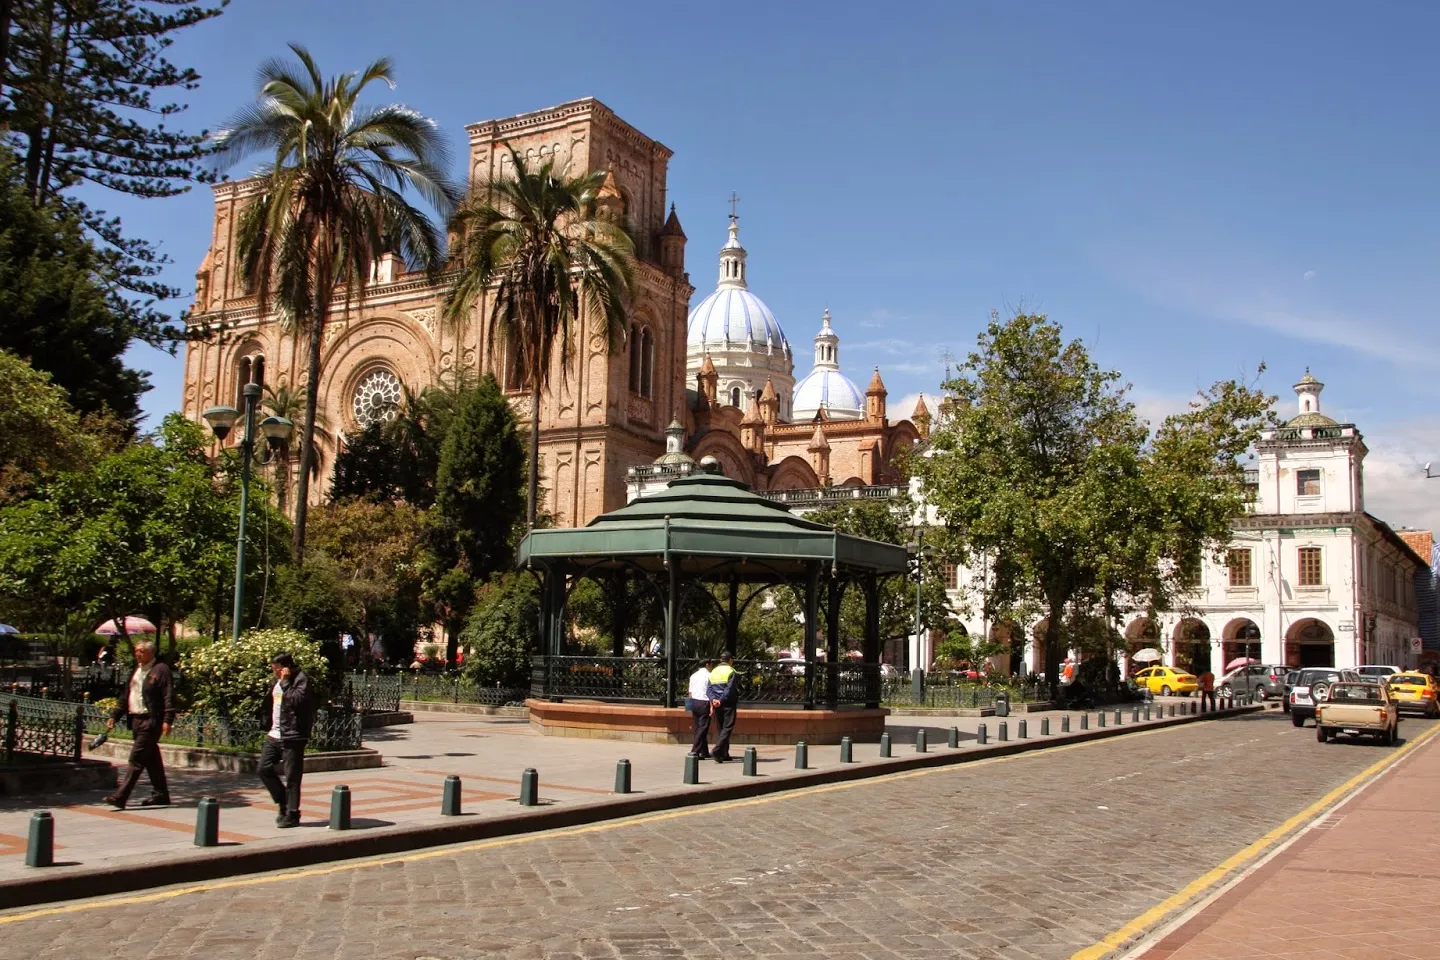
[352,367,402,427]
[639,328,654,398]
[628,324,641,393]
[730,386,742,408]
[235,350,265,407]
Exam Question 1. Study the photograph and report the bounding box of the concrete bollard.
[743,746,758,776]
[1132,707,1140,723]
[1192,701,1198,715]
[440,776,460,817]
[879,732,892,757]
[519,768,540,805]
[915,729,927,753]
[948,726,960,748]
[1080,713,1089,730]
[977,723,987,745]
[998,721,1008,742]
[1061,715,1070,733]
[1041,717,1050,736]
[26,811,54,867]
[194,797,219,847]
[331,784,353,828]
[1098,711,1106,728]
[1144,705,1152,721]
[614,759,632,794]
[1018,719,1028,739]
[840,736,853,763]
[684,754,700,785]
[1115,709,1124,725]
[1169,704,1176,717]
[794,741,809,770]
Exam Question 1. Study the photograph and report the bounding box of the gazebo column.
[803,563,820,709]
[610,569,627,658]
[725,577,739,658]
[825,578,842,709]
[863,574,881,708]
[663,561,681,708]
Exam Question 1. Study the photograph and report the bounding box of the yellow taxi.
[1385,673,1439,717]
[1132,666,1199,697]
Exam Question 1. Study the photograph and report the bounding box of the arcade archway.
[1285,619,1335,668]
[1222,618,1262,669]
[1172,618,1212,675]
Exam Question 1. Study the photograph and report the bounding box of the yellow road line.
[1069,722,1440,960]
[0,717,1275,926]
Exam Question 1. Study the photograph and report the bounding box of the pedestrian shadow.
[297,818,394,829]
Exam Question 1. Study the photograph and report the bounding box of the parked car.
[1132,666,1198,697]
[1289,668,1361,726]
[1315,681,1399,745]
[1357,665,1401,682]
[1385,672,1439,717]
[1218,663,1289,701]
[1281,670,1300,713]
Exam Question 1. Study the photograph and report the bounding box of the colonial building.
[183,98,695,528]
[914,370,1428,678]
[627,214,925,501]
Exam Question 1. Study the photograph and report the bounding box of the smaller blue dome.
[793,368,864,421]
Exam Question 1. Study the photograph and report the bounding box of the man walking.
[102,639,174,809]
[1198,668,1217,712]
[686,658,715,759]
[258,652,315,828]
[708,654,740,762]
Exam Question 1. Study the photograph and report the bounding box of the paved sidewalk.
[1134,726,1440,960]
[0,701,1204,886]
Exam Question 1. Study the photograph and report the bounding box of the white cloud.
[1303,269,1318,282]
[1359,419,1440,536]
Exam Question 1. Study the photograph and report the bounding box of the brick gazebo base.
[525,699,889,745]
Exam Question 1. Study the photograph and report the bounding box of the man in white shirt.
[686,659,716,759]
[101,640,174,810]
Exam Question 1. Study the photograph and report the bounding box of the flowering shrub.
[180,628,330,721]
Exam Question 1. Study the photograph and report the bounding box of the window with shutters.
[1297,547,1323,587]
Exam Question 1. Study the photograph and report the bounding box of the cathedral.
[181,97,921,526]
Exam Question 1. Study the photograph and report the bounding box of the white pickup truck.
[1315,682,1399,745]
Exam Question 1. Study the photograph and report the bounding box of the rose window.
[352,368,402,427]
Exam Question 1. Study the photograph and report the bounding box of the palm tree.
[212,45,460,564]
[443,150,635,528]
[261,381,330,514]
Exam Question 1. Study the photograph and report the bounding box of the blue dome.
[687,287,789,354]
[793,367,864,420]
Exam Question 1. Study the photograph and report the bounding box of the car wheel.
[1291,712,1304,727]
[1428,703,1438,720]
[1316,725,1328,743]
[1219,684,1233,698]
[1161,685,1171,697]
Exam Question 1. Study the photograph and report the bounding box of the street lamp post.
[203,383,293,644]
[905,527,934,675]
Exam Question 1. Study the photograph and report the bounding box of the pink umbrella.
[94,617,157,636]
[1225,656,1258,672]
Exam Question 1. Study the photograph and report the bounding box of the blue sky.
[111,0,1440,530]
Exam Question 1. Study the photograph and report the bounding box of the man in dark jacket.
[707,654,741,763]
[102,639,175,809]
[258,652,316,828]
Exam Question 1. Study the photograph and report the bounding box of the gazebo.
[517,470,910,743]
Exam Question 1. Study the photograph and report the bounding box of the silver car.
[1289,668,1361,726]
[1218,663,1289,701]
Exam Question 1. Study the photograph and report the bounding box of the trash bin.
[995,692,1010,717]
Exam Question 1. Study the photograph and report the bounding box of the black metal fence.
[880,677,1053,709]
[78,704,363,753]
[3,695,85,763]
[343,673,530,710]
[532,656,883,708]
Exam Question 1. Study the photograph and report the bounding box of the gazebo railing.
[533,656,881,708]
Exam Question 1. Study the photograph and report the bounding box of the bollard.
[743,746,758,776]
[1018,719,1028,739]
[839,736,853,763]
[1132,708,1140,723]
[1080,713,1089,730]
[193,797,219,848]
[331,784,353,829]
[977,723,987,745]
[794,741,809,769]
[998,720,1008,742]
[1191,701,1198,715]
[519,768,539,805]
[1169,703,1176,717]
[915,729,927,753]
[684,753,700,785]
[948,726,960,749]
[440,775,461,816]
[26,811,54,867]
[1115,709,1124,725]
[614,759,632,794]
[1144,704,1152,721]
[879,732,892,757]
[1098,711,1106,727]
[1041,717,1050,736]
[1061,714,1070,733]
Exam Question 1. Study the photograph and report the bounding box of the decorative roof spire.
[813,308,840,370]
[659,203,686,238]
[867,366,887,396]
[911,394,931,421]
[808,423,830,452]
[717,201,748,290]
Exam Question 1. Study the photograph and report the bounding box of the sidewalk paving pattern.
[0,710,1426,959]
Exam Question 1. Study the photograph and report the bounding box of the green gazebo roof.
[516,473,909,576]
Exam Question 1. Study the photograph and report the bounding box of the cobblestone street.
[2,712,1428,960]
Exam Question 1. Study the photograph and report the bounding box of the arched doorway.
[1124,617,1160,678]
[1222,618,1262,670]
[1031,619,1050,675]
[1172,619,1212,675]
[1285,619,1335,668]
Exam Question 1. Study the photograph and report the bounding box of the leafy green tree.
[0,153,149,422]
[443,149,635,528]
[427,374,525,660]
[214,44,459,564]
[2,0,227,335]
[917,312,1273,691]
[265,555,355,652]
[0,349,118,501]
[460,573,538,688]
[306,498,426,652]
